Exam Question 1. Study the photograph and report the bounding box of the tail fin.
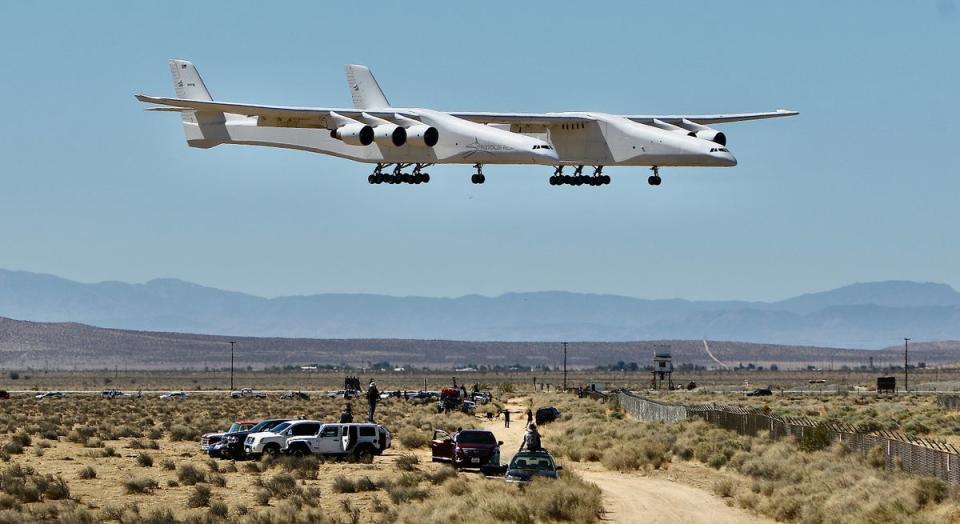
[169,59,213,101]
[167,59,227,148]
[345,65,391,109]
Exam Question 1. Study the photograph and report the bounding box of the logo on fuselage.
[462,138,515,159]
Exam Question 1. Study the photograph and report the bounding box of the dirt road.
[487,397,773,524]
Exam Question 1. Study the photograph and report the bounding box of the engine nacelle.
[372,124,406,146]
[679,119,726,145]
[330,123,374,146]
[689,129,727,146]
[404,124,439,147]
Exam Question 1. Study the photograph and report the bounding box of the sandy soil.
[488,397,773,524]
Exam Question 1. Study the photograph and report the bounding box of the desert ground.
[4,374,960,522]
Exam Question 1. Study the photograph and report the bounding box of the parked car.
[101,389,130,399]
[244,420,322,458]
[431,429,503,470]
[503,450,561,484]
[746,388,773,397]
[160,391,189,400]
[35,391,64,400]
[0,390,10,400]
[230,388,267,399]
[200,419,258,452]
[279,390,310,400]
[209,419,291,459]
[283,423,392,461]
[535,406,561,425]
[326,389,360,399]
[461,400,477,415]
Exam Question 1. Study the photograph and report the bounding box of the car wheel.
[264,444,280,457]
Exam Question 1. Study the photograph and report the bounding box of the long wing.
[135,94,400,124]
[626,109,799,125]
[448,109,797,126]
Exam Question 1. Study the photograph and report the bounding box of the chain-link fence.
[617,390,960,484]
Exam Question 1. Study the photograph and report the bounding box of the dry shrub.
[136,452,154,467]
[123,477,158,494]
[395,454,420,472]
[713,478,736,498]
[177,463,207,486]
[187,484,211,508]
[77,466,96,480]
[399,431,429,449]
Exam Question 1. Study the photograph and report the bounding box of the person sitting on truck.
[340,404,353,423]
[521,424,542,452]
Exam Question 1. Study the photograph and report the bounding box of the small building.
[652,350,674,390]
[877,376,896,395]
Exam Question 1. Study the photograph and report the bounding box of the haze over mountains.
[1,269,958,348]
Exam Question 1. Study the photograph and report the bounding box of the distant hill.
[1,316,957,370]
[1,269,959,348]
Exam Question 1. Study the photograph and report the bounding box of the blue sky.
[0,2,957,301]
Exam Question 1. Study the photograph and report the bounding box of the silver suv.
[244,420,322,457]
[283,423,391,461]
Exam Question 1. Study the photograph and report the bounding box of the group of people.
[339,379,380,424]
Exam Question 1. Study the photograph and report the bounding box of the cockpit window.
[533,145,553,150]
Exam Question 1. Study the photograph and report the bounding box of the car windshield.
[456,431,496,445]
[247,420,274,433]
[510,454,555,471]
[270,422,292,433]
[227,423,242,433]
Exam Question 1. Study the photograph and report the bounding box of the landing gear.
[549,165,610,187]
[648,166,662,186]
[368,163,432,185]
[471,163,486,184]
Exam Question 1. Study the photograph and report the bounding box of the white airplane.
[137,60,797,187]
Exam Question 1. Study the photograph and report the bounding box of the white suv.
[283,423,391,461]
[244,420,322,457]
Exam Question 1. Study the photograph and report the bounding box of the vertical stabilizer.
[167,59,227,147]
[169,59,213,101]
[345,65,391,109]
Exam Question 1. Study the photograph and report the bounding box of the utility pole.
[229,341,236,391]
[904,338,910,393]
[562,342,568,392]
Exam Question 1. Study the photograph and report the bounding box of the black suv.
[209,419,290,459]
[535,407,561,425]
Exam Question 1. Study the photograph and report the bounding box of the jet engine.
[404,124,439,147]
[372,124,407,146]
[330,123,374,146]
[679,119,726,146]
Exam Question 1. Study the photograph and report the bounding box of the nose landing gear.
[470,163,486,184]
[648,166,662,186]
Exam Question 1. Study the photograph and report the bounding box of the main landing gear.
[470,163,486,184]
[549,165,610,187]
[368,163,432,185]
[648,166,662,186]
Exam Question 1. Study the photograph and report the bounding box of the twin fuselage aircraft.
[137,60,797,187]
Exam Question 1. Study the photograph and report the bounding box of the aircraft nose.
[539,149,560,162]
[720,151,737,167]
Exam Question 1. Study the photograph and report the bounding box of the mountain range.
[1,269,959,348]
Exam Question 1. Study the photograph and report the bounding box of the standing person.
[339,404,353,423]
[521,424,542,452]
[366,380,380,422]
[503,408,511,428]
[526,408,533,426]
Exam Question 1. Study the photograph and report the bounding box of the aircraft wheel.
[602,175,611,185]
[423,173,430,183]
[648,175,659,186]
[471,174,478,184]
[478,174,486,184]
[368,175,375,184]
